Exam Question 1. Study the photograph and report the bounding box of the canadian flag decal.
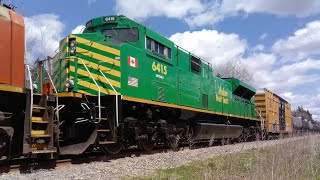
[128,56,138,68]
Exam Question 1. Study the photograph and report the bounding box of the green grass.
[133,136,320,180]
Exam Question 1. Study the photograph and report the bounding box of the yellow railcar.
[255,89,293,137]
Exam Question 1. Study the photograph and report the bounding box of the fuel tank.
[191,122,243,141]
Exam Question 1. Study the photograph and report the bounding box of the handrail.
[78,58,101,123]
[44,68,60,121]
[99,69,119,127]
[26,65,33,123]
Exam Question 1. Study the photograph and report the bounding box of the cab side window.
[190,56,201,74]
[146,36,172,60]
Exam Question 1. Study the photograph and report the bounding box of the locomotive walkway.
[0,134,319,180]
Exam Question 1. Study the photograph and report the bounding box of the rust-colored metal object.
[0,5,25,88]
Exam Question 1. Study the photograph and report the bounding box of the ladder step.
[99,141,115,145]
[31,143,48,149]
[32,117,49,123]
[31,130,51,137]
[31,134,51,138]
[97,129,110,132]
[33,105,46,110]
[96,106,106,109]
[96,117,108,121]
[32,117,44,121]
[31,130,45,135]
[32,120,49,124]
[30,149,57,154]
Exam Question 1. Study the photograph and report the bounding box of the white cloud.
[222,0,320,18]
[252,44,265,51]
[115,0,320,27]
[71,25,86,34]
[243,53,275,71]
[116,0,203,20]
[282,92,320,121]
[272,20,320,61]
[169,29,247,65]
[184,1,224,27]
[25,14,65,65]
[243,56,320,92]
[259,33,267,40]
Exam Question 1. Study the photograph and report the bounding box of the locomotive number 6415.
[152,62,167,75]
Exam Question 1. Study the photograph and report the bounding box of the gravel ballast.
[1,135,318,180]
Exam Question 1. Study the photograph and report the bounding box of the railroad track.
[0,136,299,175]
[0,145,180,174]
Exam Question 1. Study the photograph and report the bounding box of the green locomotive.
[52,15,260,154]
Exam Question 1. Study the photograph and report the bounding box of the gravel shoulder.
[1,135,318,180]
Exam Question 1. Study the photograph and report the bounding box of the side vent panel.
[158,87,165,101]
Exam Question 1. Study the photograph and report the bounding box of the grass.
[133,135,320,180]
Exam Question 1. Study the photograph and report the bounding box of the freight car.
[292,116,303,134]
[254,89,293,139]
[292,116,320,134]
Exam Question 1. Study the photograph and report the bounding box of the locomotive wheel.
[139,140,155,151]
[238,128,249,143]
[101,142,123,155]
[168,134,180,150]
[221,138,230,145]
[255,132,261,141]
[0,134,9,160]
[237,133,248,143]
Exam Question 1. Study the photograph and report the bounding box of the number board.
[104,16,116,22]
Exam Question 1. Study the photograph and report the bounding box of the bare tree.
[25,15,59,67]
[25,27,37,65]
[25,16,58,86]
[214,57,254,85]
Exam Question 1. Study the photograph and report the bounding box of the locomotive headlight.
[32,83,38,92]
[69,38,77,56]
[70,39,76,47]
[70,48,76,54]
[65,79,74,88]
[32,84,38,90]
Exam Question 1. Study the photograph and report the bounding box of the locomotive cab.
[83,16,142,47]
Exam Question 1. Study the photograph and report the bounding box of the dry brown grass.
[135,135,320,180]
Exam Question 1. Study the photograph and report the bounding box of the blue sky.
[7,0,320,120]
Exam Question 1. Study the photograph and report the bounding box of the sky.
[6,0,320,120]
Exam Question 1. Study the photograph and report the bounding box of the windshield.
[102,28,139,43]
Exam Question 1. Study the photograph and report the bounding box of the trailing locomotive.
[0,3,56,162]
[0,2,318,164]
